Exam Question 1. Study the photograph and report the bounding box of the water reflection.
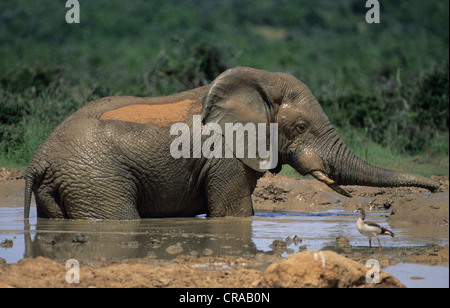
[23,217,261,261]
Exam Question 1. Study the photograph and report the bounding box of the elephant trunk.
[314,130,440,196]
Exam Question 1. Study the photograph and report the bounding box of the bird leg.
[376,236,381,253]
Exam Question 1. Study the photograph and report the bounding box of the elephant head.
[201,67,439,196]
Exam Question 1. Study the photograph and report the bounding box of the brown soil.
[0,167,23,181]
[0,251,408,288]
[253,173,449,227]
[0,168,448,288]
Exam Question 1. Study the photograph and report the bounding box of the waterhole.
[0,204,448,287]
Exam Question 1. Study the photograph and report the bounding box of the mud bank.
[253,173,449,227]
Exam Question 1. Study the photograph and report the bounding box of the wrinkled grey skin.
[24,67,439,219]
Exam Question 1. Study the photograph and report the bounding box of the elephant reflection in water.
[23,217,261,261]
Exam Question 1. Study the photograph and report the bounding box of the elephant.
[24,67,439,219]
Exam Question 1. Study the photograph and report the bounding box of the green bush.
[321,63,449,155]
[0,69,90,166]
[411,61,449,132]
[144,39,231,95]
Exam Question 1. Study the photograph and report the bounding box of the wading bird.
[354,207,394,253]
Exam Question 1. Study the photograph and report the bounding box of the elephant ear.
[201,67,279,172]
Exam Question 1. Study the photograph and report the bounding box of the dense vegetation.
[0,0,448,176]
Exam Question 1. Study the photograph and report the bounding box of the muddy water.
[0,203,448,287]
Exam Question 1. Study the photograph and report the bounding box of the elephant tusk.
[311,170,352,198]
[311,170,335,185]
[327,182,353,198]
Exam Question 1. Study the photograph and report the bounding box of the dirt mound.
[253,183,289,203]
[0,257,66,288]
[262,250,404,288]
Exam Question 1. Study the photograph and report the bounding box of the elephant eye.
[298,122,307,134]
